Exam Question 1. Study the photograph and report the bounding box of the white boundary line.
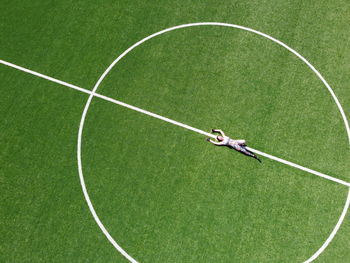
[304,189,350,263]
[1,22,350,262]
[247,147,350,187]
[0,60,215,139]
[1,59,348,187]
[77,22,350,263]
[0,60,90,95]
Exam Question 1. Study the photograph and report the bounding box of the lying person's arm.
[207,138,225,146]
[212,129,225,137]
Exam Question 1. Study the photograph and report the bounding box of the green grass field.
[1,1,350,262]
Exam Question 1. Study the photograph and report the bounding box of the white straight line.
[247,147,350,187]
[1,58,349,188]
[0,59,215,138]
[0,59,92,95]
[0,59,215,139]
[93,92,215,138]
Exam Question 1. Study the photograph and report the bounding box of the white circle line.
[304,189,350,263]
[77,22,350,263]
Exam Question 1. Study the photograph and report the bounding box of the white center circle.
[77,22,350,263]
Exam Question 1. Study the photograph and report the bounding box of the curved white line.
[77,22,350,263]
[304,189,350,263]
[77,98,139,263]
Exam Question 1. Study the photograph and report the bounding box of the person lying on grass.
[207,129,261,162]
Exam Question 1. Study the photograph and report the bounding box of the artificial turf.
[1,1,350,262]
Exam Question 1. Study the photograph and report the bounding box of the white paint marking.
[247,147,350,187]
[1,22,350,262]
[0,60,91,95]
[75,22,350,263]
[0,59,215,139]
[304,189,350,263]
[1,58,347,187]
[94,93,215,138]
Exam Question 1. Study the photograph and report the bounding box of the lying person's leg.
[238,146,261,162]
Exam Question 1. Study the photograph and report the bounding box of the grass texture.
[1,1,350,262]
